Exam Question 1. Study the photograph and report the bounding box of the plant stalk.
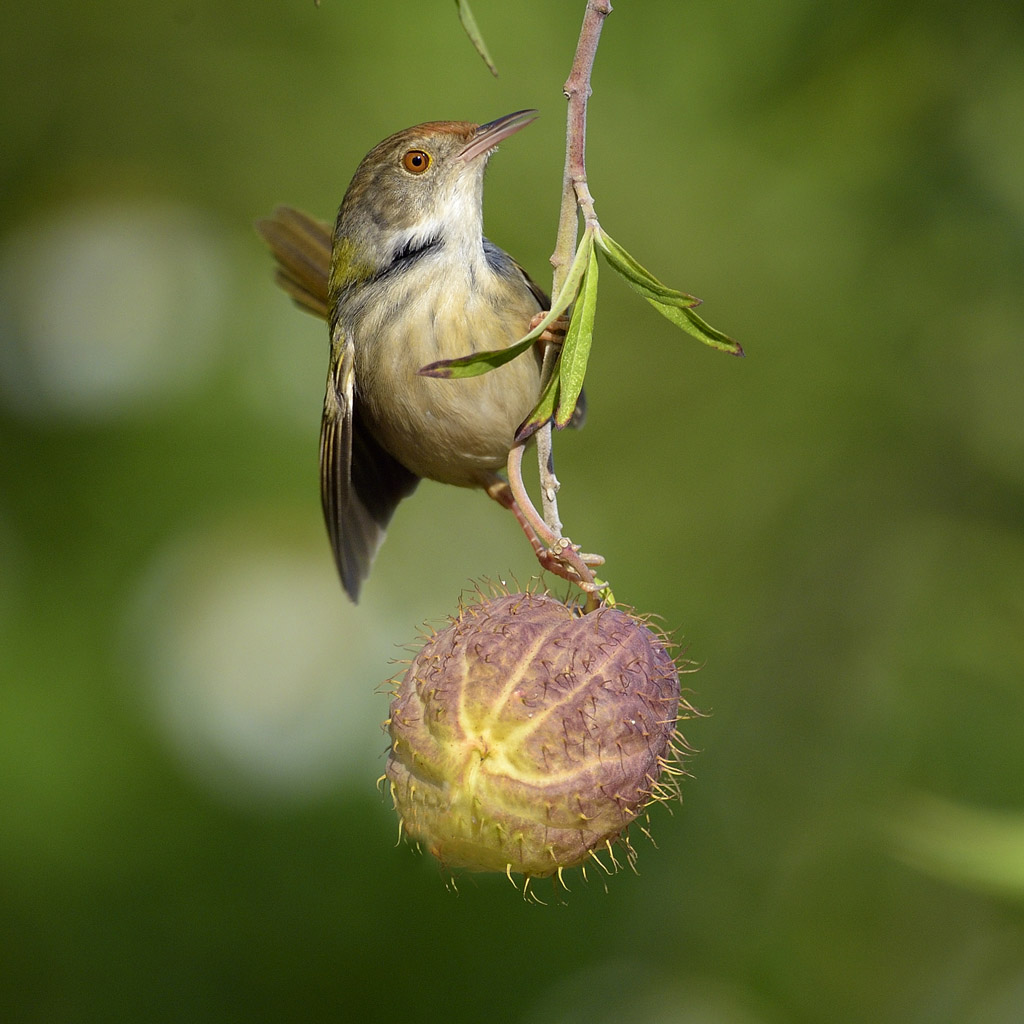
[536,0,610,533]
[507,0,610,605]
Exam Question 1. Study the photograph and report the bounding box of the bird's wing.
[515,259,551,313]
[320,322,419,602]
[255,206,333,319]
[258,206,420,599]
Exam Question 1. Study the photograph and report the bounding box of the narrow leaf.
[596,230,743,356]
[419,229,596,379]
[419,333,536,379]
[595,230,699,307]
[455,0,498,77]
[515,365,560,442]
[555,244,599,427]
[549,227,595,319]
[657,301,744,356]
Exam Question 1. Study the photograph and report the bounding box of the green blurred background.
[2,0,1023,1020]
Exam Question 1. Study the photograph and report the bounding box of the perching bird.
[257,110,575,601]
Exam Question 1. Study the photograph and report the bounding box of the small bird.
[258,110,573,601]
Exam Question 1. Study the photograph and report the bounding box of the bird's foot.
[536,538,603,593]
[529,310,570,347]
[486,476,607,603]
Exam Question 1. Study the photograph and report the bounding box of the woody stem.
[535,0,611,533]
[506,0,610,598]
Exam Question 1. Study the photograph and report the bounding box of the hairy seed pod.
[385,591,689,879]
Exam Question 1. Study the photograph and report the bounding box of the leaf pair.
[518,228,598,438]
[595,230,743,357]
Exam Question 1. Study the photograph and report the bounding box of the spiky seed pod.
[385,591,690,879]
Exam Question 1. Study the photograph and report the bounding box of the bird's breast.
[347,251,543,487]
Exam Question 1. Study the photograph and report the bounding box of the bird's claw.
[537,535,605,593]
[529,311,570,347]
[489,468,608,603]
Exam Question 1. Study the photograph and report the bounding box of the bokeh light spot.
[126,520,399,804]
[0,201,227,419]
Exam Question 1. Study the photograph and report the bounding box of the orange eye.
[402,149,431,174]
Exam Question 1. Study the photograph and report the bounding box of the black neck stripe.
[368,234,443,286]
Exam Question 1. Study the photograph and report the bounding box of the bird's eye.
[402,149,431,174]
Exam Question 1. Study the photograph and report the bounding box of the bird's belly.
[356,281,542,487]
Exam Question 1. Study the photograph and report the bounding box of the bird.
[257,110,577,601]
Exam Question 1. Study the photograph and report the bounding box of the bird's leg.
[483,312,605,597]
[486,449,605,594]
[485,477,554,565]
[528,310,570,346]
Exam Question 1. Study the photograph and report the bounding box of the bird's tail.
[255,206,332,319]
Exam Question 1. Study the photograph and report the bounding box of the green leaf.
[419,230,596,380]
[455,0,498,77]
[595,230,699,307]
[665,302,744,357]
[548,227,595,319]
[419,334,536,379]
[596,230,743,357]
[515,364,560,442]
[555,243,598,427]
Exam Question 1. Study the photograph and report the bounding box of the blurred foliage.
[2,1,1024,1022]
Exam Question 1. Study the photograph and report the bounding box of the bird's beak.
[458,109,538,163]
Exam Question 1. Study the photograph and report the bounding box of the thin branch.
[505,0,609,606]
[536,0,610,533]
[536,420,562,536]
[551,0,610,291]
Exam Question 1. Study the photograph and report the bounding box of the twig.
[552,0,610,291]
[538,0,609,533]
[506,0,610,604]
[535,415,563,536]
